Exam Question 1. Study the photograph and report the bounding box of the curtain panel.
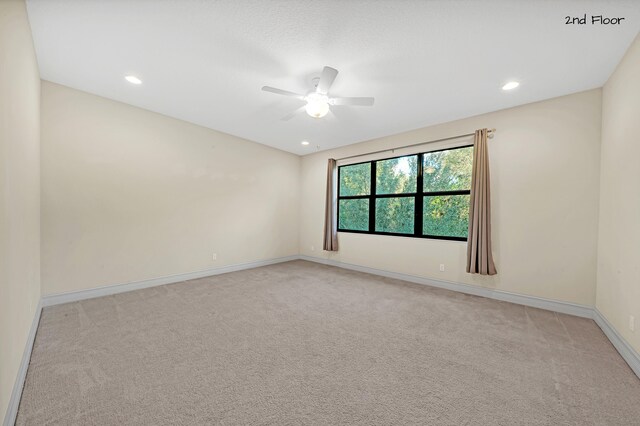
[323,158,339,251]
[466,129,497,275]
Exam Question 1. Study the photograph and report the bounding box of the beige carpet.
[16,260,640,425]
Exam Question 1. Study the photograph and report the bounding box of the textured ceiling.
[26,0,640,155]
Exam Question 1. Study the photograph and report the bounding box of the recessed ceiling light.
[502,81,519,91]
[125,75,142,85]
[301,141,310,146]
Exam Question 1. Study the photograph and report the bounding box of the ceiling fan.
[262,66,375,119]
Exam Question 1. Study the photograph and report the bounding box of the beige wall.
[300,89,602,306]
[0,0,41,422]
[597,35,640,353]
[41,81,300,295]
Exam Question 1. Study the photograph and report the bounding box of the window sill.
[337,229,467,242]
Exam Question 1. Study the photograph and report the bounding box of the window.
[337,145,473,241]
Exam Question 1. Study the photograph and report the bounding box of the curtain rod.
[336,128,496,162]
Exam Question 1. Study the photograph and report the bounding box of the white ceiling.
[26,0,640,155]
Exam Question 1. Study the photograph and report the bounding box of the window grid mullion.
[336,166,341,230]
[338,195,371,200]
[415,153,424,237]
[369,161,376,233]
[423,190,471,197]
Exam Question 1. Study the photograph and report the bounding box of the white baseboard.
[41,255,299,307]
[3,301,42,426]
[593,308,640,378]
[299,255,593,318]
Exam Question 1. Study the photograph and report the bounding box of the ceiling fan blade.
[281,106,306,121]
[262,86,305,100]
[329,97,375,106]
[316,66,338,94]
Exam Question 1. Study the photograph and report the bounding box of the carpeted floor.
[16,260,640,425]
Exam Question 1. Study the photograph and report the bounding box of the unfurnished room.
[1,0,640,424]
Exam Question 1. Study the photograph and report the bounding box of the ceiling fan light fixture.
[262,66,374,120]
[305,93,329,118]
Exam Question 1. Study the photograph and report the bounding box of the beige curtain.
[323,158,339,251]
[466,129,497,275]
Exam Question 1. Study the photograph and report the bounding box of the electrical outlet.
[439,264,445,272]
[212,253,217,261]
[630,315,635,332]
